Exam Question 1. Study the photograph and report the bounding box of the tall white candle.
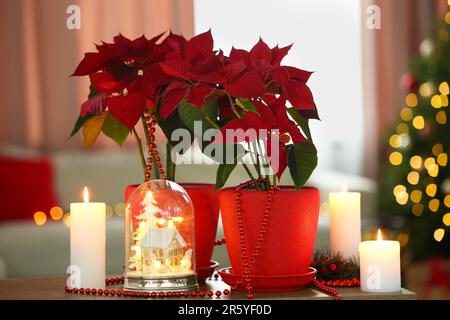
[329,186,361,259]
[359,229,401,293]
[70,187,106,289]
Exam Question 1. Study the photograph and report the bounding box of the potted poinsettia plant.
[70,31,223,278]
[176,38,320,293]
[71,30,320,291]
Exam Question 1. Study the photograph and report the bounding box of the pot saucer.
[197,260,219,282]
[218,267,317,292]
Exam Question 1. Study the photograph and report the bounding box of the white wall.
[194,0,364,175]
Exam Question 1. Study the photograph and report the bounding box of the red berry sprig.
[311,248,360,285]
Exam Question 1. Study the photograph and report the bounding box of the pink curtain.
[0,0,193,151]
[361,0,445,179]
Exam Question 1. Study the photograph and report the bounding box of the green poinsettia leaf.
[287,141,318,189]
[215,163,237,190]
[235,98,260,115]
[178,99,218,133]
[178,99,219,153]
[70,114,93,138]
[101,112,129,146]
[287,107,312,141]
[212,144,246,189]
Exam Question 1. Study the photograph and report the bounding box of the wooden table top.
[0,276,416,300]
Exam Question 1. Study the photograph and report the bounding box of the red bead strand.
[311,279,341,300]
[143,112,166,182]
[65,276,232,299]
[234,178,278,299]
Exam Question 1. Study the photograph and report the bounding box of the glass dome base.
[124,273,199,292]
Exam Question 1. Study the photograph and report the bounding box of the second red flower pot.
[220,186,320,284]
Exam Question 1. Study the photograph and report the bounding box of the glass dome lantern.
[124,180,198,292]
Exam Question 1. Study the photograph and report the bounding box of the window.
[194,0,364,175]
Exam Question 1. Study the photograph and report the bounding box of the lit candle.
[329,185,361,258]
[70,187,106,288]
[359,229,401,293]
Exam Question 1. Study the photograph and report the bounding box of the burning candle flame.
[377,228,382,241]
[83,186,89,204]
[342,184,348,192]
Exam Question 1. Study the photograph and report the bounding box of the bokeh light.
[410,190,422,203]
[412,116,425,129]
[409,155,423,169]
[419,82,433,97]
[412,203,424,216]
[106,205,113,219]
[405,93,418,107]
[424,157,436,169]
[427,164,439,177]
[431,95,442,108]
[389,152,403,165]
[407,171,420,185]
[445,195,450,208]
[428,199,440,212]
[396,191,409,205]
[437,153,448,166]
[434,228,445,242]
[396,123,409,134]
[436,110,447,124]
[439,81,449,95]
[440,95,449,107]
[389,135,403,148]
[50,206,63,221]
[426,184,437,197]
[115,202,126,216]
[432,143,444,156]
[63,213,71,227]
[393,185,406,197]
[400,108,413,121]
[443,213,450,226]
[34,211,47,226]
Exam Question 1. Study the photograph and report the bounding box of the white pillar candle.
[329,186,361,259]
[359,229,401,293]
[70,187,106,289]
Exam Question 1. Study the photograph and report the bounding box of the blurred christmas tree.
[379,9,450,261]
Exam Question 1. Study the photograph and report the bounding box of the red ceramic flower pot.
[220,186,320,278]
[125,183,220,273]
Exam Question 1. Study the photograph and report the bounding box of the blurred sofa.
[0,146,376,278]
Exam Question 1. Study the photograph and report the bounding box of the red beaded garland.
[311,279,341,300]
[66,277,233,299]
[233,178,277,299]
[143,112,166,181]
